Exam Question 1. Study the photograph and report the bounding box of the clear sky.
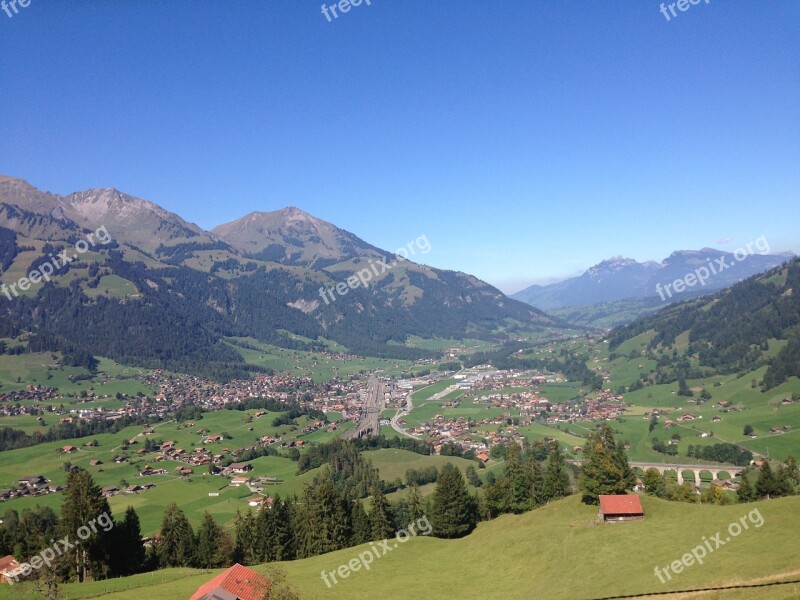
[1,1,798,293]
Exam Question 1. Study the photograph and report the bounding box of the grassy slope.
[5,495,800,600]
[0,409,338,535]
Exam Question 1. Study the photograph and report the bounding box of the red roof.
[189,563,271,600]
[0,555,20,572]
[598,494,643,515]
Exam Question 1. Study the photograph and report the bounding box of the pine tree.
[736,471,757,503]
[232,510,257,565]
[783,456,800,493]
[431,463,478,538]
[110,506,145,576]
[195,512,233,568]
[544,442,571,501]
[350,497,372,545]
[254,502,272,563]
[369,486,395,540]
[158,502,196,567]
[59,469,114,582]
[756,461,781,499]
[271,496,295,561]
[579,424,633,504]
[294,476,353,558]
[408,484,424,523]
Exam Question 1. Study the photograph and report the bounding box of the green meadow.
[0,408,346,535]
[4,495,799,600]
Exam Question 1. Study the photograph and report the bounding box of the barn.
[598,494,644,522]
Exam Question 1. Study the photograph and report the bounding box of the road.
[390,387,417,439]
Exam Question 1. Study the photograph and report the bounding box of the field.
[5,495,800,599]
[0,353,154,399]
[0,408,342,535]
[225,337,419,382]
[597,334,800,462]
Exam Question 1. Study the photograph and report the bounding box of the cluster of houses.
[0,475,60,503]
[100,483,157,498]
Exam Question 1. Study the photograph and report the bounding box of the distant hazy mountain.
[513,249,792,311]
[0,177,563,379]
[608,257,800,390]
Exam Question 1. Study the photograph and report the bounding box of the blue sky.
[1,1,798,293]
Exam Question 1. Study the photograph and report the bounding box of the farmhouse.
[598,495,644,523]
[0,555,21,584]
[230,476,251,487]
[18,475,46,487]
[189,563,271,600]
[228,462,253,474]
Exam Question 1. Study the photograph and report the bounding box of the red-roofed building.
[598,494,644,522]
[189,563,271,600]
[0,555,21,584]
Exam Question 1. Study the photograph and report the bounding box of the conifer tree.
[59,469,114,582]
[232,510,257,565]
[158,502,196,568]
[736,470,757,503]
[543,442,571,500]
[409,484,424,523]
[431,463,478,538]
[580,424,633,504]
[110,506,145,577]
[196,512,233,568]
[369,486,395,540]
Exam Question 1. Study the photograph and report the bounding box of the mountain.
[0,176,217,253]
[607,257,800,390]
[0,177,564,379]
[211,208,386,268]
[513,257,662,310]
[512,248,792,327]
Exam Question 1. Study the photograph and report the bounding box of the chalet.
[476,451,490,463]
[228,462,253,474]
[247,496,272,508]
[0,555,21,584]
[60,445,78,454]
[189,563,271,600]
[598,495,644,523]
[18,475,46,487]
[89,460,103,466]
[179,468,194,476]
[101,486,120,497]
[230,477,250,487]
